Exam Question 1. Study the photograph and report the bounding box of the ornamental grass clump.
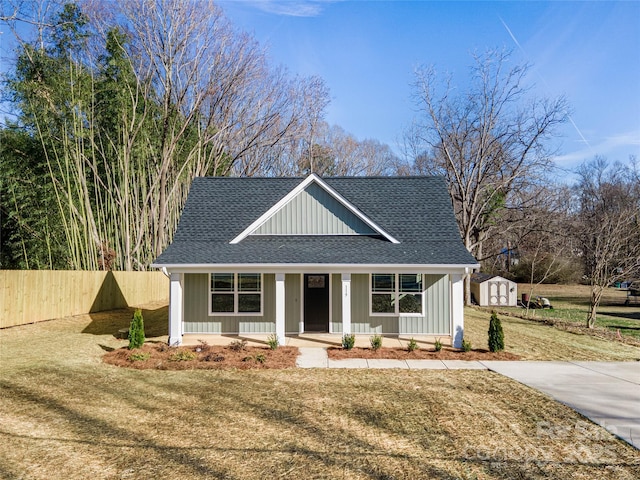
[128,309,145,349]
[267,334,279,350]
[488,311,505,352]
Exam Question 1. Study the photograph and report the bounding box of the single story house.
[151,174,479,347]
[470,273,517,307]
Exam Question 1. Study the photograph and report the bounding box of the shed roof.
[152,175,478,268]
[470,273,514,284]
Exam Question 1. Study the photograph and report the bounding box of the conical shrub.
[128,309,145,349]
[488,311,504,352]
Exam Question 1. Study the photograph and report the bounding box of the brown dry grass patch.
[464,308,640,361]
[103,342,298,370]
[328,346,520,360]
[1,308,639,478]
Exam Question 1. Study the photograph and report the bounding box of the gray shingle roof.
[152,176,478,267]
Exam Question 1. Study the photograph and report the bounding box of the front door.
[304,274,330,332]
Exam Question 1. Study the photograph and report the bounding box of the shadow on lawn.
[82,305,168,338]
[599,311,640,322]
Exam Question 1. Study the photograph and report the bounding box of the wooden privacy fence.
[0,270,169,328]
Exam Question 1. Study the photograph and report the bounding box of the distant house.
[470,273,517,307]
[152,174,478,347]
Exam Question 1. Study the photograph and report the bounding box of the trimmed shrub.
[370,334,383,351]
[342,333,356,350]
[462,339,472,352]
[407,338,419,352]
[488,312,505,352]
[128,309,145,349]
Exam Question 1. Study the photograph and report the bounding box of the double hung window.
[371,273,423,315]
[210,273,262,315]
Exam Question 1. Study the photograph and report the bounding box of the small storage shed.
[470,273,517,307]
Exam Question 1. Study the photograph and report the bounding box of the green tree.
[488,312,505,352]
[128,309,145,349]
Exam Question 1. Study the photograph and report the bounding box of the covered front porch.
[167,268,467,348]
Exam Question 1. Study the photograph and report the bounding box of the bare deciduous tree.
[574,157,640,327]
[3,0,331,269]
[406,49,569,303]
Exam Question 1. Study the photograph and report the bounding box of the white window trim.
[209,273,264,316]
[370,273,424,317]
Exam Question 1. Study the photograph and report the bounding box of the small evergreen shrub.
[267,334,279,350]
[370,334,383,351]
[128,309,145,349]
[342,333,356,350]
[434,338,443,352]
[407,338,419,352]
[462,339,472,352]
[488,312,505,352]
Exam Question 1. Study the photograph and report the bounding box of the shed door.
[489,281,509,306]
[304,274,329,332]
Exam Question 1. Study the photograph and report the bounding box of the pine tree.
[488,312,505,352]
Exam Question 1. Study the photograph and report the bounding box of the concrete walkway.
[296,350,640,450]
[296,347,487,369]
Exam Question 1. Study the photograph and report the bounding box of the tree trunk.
[586,285,603,328]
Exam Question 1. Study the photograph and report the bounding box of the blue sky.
[219,0,640,171]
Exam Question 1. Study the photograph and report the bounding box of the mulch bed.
[103,342,299,370]
[327,346,520,361]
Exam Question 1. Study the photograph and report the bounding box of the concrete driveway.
[482,361,640,450]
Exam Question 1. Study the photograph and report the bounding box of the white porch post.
[342,273,351,335]
[451,273,464,349]
[169,272,184,346]
[275,273,286,346]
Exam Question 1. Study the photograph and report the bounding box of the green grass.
[503,284,640,341]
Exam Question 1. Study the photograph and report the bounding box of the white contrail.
[499,16,595,155]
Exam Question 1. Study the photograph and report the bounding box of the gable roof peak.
[229,174,400,244]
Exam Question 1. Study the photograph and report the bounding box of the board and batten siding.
[182,272,450,335]
[331,274,343,333]
[285,274,301,333]
[400,274,450,335]
[349,273,450,335]
[252,182,376,236]
[183,273,276,334]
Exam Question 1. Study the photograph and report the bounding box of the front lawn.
[0,308,639,478]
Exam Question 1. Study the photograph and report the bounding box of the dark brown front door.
[304,274,329,332]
